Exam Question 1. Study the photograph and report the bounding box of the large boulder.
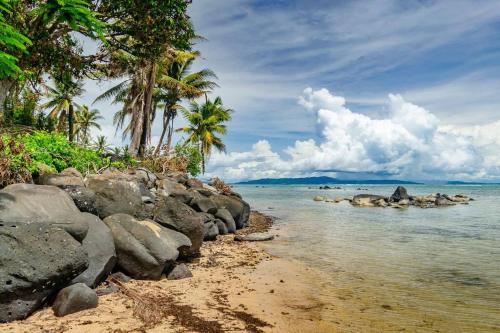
[85,173,145,219]
[211,194,251,229]
[52,283,98,317]
[390,186,409,202]
[103,214,191,279]
[60,185,98,215]
[153,197,205,256]
[167,264,193,280]
[185,178,204,189]
[37,168,84,187]
[215,208,237,233]
[156,178,186,196]
[0,184,90,241]
[190,197,217,214]
[351,194,387,207]
[72,214,117,288]
[203,221,219,241]
[127,168,157,189]
[168,188,202,205]
[0,223,88,322]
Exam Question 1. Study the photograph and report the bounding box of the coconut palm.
[75,105,103,145]
[93,135,110,154]
[177,96,232,173]
[41,74,83,142]
[154,51,218,156]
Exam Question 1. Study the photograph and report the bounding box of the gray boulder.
[60,185,98,215]
[216,220,228,235]
[0,223,88,322]
[351,194,387,207]
[72,214,117,288]
[103,214,191,279]
[153,197,205,256]
[390,186,409,202]
[168,188,202,205]
[215,208,237,233]
[127,167,157,189]
[185,178,204,189]
[0,184,90,241]
[167,264,193,280]
[86,173,145,219]
[203,222,219,241]
[156,178,186,196]
[435,196,456,206]
[234,233,275,242]
[190,197,217,214]
[38,167,84,187]
[52,283,98,317]
[211,195,251,229]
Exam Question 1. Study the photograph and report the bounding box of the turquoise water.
[234,185,500,332]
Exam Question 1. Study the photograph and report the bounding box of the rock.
[38,167,84,187]
[203,222,219,241]
[153,197,205,256]
[103,214,191,279]
[60,185,98,215]
[390,186,409,202]
[334,196,344,203]
[168,188,202,204]
[216,219,228,235]
[190,197,217,214]
[127,168,157,189]
[142,195,154,204]
[215,208,237,233]
[313,196,324,201]
[52,283,98,317]
[96,284,119,296]
[375,198,388,207]
[164,172,188,184]
[167,264,193,280]
[398,199,410,205]
[86,174,145,219]
[156,178,186,196]
[192,187,214,197]
[185,178,204,189]
[0,223,88,322]
[110,272,132,283]
[234,233,275,242]
[319,186,331,190]
[0,184,90,241]
[449,194,471,203]
[72,214,117,288]
[211,194,251,229]
[351,194,387,207]
[435,196,456,206]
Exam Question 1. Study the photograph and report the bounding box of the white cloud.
[207,87,500,182]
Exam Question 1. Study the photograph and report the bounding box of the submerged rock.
[351,194,387,207]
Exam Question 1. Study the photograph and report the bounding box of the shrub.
[0,136,32,187]
[140,142,202,177]
[211,177,232,195]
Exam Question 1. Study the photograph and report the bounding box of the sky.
[80,0,500,182]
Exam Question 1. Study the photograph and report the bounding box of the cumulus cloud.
[206,87,500,182]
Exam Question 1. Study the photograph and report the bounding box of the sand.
[0,212,339,333]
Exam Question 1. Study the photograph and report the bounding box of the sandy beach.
[0,212,338,333]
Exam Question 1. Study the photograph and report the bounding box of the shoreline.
[0,211,338,333]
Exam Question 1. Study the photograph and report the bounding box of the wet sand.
[0,212,338,333]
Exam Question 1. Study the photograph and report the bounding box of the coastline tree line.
[0,0,230,185]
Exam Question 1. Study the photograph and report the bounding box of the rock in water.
[390,186,409,202]
[104,214,191,279]
[211,194,251,229]
[52,283,98,317]
[435,196,456,206]
[167,264,193,280]
[313,196,325,201]
[234,233,275,242]
[72,213,117,288]
[215,208,237,233]
[351,194,387,207]
[0,223,88,322]
[0,184,90,241]
[153,197,205,256]
[85,173,145,219]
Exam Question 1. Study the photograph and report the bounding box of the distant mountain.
[446,181,500,185]
[235,176,422,185]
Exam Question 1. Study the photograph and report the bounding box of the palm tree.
[154,51,218,156]
[177,96,232,173]
[75,105,103,145]
[93,135,110,154]
[41,74,83,142]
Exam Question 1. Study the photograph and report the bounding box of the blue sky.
[82,1,500,181]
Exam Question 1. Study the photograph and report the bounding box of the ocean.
[233,184,500,332]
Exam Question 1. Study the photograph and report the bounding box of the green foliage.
[174,141,202,177]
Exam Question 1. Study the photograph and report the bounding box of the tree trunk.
[68,103,75,142]
[138,62,157,158]
[202,152,205,174]
[0,78,14,117]
[154,109,170,156]
[165,116,175,155]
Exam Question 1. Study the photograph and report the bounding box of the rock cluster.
[314,186,473,208]
[0,167,250,322]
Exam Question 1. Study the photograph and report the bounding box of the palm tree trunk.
[202,152,205,174]
[138,62,157,157]
[68,104,75,142]
[165,116,175,154]
[154,109,170,156]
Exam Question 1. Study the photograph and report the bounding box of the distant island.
[235,176,422,185]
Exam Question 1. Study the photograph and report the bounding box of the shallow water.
[234,184,500,332]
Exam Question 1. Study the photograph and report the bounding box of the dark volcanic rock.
[38,167,84,187]
[211,195,251,229]
[214,208,237,233]
[190,197,217,214]
[72,213,117,288]
[203,222,219,241]
[167,264,193,280]
[215,220,228,235]
[60,185,98,215]
[52,283,98,317]
[153,197,205,256]
[168,188,202,205]
[390,186,409,202]
[0,184,90,241]
[0,223,88,322]
[185,178,204,189]
[103,214,191,279]
[110,272,132,283]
